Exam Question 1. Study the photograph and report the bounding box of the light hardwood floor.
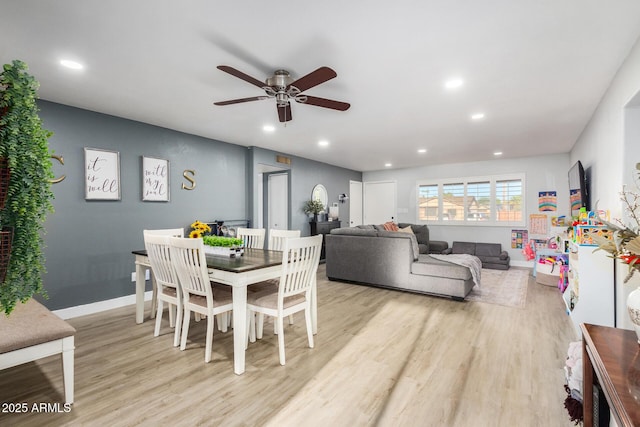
[0,265,577,426]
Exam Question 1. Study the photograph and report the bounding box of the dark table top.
[132,248,282,273]
[582,323,640,426]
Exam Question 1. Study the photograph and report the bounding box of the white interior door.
[364,181,397,225]
[349,180,363,227]
[268,173,288,231]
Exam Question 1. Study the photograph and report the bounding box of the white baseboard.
[53,291,153,320]
[511,260,533,268]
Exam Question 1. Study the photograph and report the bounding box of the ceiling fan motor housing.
[266,70,293,89]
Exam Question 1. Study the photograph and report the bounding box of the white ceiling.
[2,1,640,172]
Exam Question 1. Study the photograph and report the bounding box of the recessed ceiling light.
[417,148,427,154]
[494,151,503,156]
[262,125,275,132]
[59,59,84,70]
[444,78,464,89]
[318,140,329,147]
[384,163,392,168]
[471,113,485,120]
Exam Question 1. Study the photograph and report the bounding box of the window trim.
[416,173,526,227]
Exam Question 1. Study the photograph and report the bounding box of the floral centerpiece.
[189,220,211,238]
[593,163,640,282]
[189,220,244,257]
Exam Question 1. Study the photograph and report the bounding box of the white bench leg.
[61,336,74,404]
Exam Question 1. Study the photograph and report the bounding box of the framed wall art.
[84,147,121,200]
[142,156,170,202]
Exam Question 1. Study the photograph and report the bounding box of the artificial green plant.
[0,60,55,315]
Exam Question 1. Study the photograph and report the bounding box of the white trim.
[53,291,153,320]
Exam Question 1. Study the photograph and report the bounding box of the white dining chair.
[142,228,184,318]
[143,232,182,347]
[170,237,233,363]
[268,229,301,251]
[237,227,266,249]
[248,229,301,332]
[246,234,322,365]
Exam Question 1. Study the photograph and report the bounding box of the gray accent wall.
[36,101,361,310]
[247,146,361,236]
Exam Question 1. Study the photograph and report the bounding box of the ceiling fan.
[214,65,350,122]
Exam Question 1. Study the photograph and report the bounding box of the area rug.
[465,267,529,308]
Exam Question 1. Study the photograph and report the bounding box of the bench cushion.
[0,299,76,354]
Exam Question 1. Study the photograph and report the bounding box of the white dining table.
[132,248,317,375]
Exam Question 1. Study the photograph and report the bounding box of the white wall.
[570,36,640,330]
[570,37,640,218]
[363,153,571,265]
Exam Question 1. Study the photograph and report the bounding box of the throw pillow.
[383,221,399,231]
[398,225,414,235]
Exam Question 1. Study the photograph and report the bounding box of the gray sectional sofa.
[442,241,510,270]
[325,225,475,300]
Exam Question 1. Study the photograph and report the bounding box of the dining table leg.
[232,282,248,375]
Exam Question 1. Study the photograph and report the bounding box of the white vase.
[627,286,640,344]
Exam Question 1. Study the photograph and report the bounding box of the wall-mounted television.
[568,160,589,217]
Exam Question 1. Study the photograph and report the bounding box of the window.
[417,174,525,226]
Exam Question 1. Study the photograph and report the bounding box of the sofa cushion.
[452,241,476,255]
[475,243,502,258]
[377,230,420,261]
[356,224,376,230]
[412,255,472,280]
[398,225,414,235]
[330,228,378,237]
[399,223,429,245]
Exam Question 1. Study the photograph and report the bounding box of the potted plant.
[0,60,55,315]
[303,199,325,222]
[202,235,245,257]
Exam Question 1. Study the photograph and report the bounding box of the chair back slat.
[268,229,301,251]
[237,227,266,249]
[279,235,322,299]
[144,233,180,292]
[169,237,213,303]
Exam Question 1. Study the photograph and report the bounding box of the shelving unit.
[562,244,615,337]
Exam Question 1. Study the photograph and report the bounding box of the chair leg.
[277,316,286,365]
[216,314,228,332]
[169,303,175,328]
[154,299,163,337]
[249,311,256,343]
[245,310,252,349]
[205,313,215,363]
[305,307,314,348]
[180,309,191,351]
[150,272,157,319]
[256,313,264,339]
[173,302,182,347]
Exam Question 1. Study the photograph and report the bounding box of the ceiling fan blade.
[289,67,337,93]
[277,103,292,122]
[214,96,269,106]
[297,95,350,111]
[217,65,265,88]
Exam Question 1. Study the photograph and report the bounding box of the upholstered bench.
[0,298,76,404]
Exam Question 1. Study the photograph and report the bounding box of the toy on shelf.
[522,241,535,261]
[571,209,612,246]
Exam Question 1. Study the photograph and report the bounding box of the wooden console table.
[581,323,640,426]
